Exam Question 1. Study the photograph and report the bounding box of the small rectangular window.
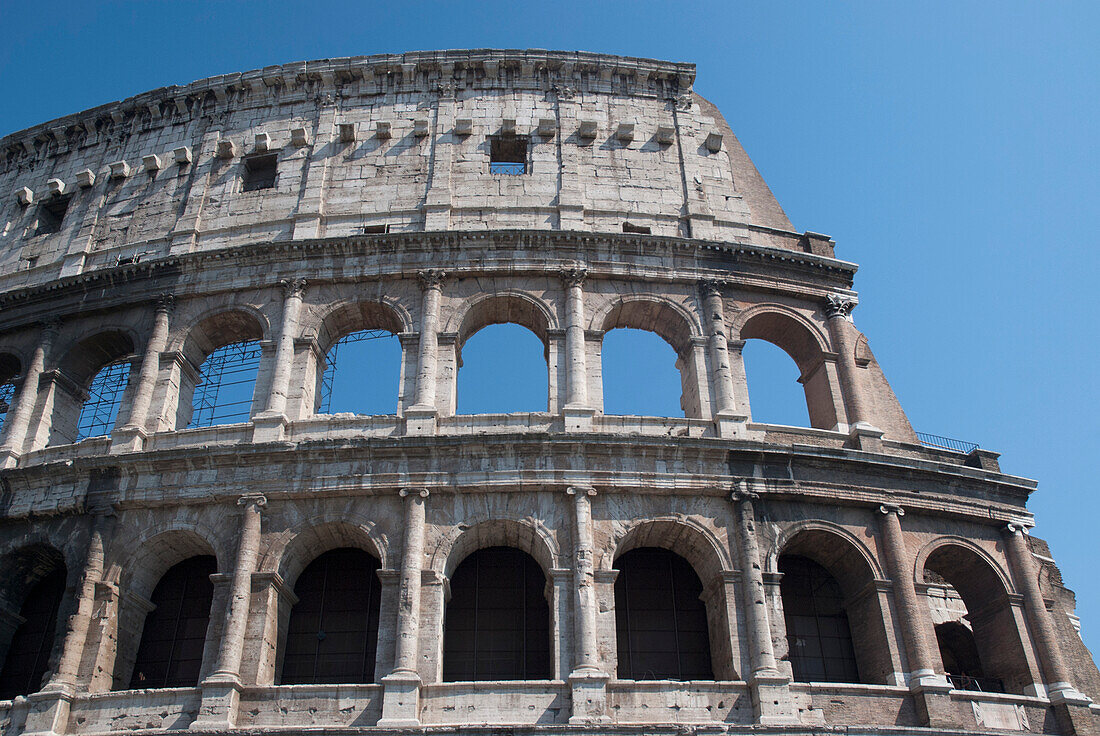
[242,153,278,191]
[35,196,71,236]
[489,135,529,175]
[362,224,389,234]
[622,222,651,235]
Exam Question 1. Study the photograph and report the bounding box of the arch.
[768,520,885,581]
[442,546,552,682]
[177,308,266,369]
[310,299,408,355]
[0,352,23,384]
[116,527,221,602]
[609,518,735,680]
[614,547,714,681]
[595,297,707,418]
[775,525,894,684]
[918,538,1032,694]
[451,291,557,350]
[47,330,137,445]
[735,305,837,430]
[432,518,560,581]
[265,518,392,589]
[0,353,23,436]
[281,548,382,685]
[0,543,67,699]
[608,517,732,586]
[593,296,701,357]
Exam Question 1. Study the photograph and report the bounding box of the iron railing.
[947,674,1005,693]
[916,432,979,454]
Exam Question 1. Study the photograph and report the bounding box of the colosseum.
[0,49,1095,736]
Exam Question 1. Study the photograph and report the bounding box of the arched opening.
[742,340,811,427]
[0,544,67,700]
[179,311,264,429]
[0,353,22,435]
[312,301,405,416]
[740,311,836,430]
[281,548,381,685]
[599,299,703,418]
[130,556,216,689]
[778,555,859,683]
[602,329,683,417]
[614,548,712,680]
[457,324,548,414]
[934,622,994,692]
[777,529,893,684]
[442,547,551,681]
[76,361,131,440]
[922,544,1031,694]
[50,331,135,445]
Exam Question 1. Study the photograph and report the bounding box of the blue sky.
[2,2,1098,657]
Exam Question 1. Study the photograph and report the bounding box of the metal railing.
[916,432,979,454]
[947,674,1005,693]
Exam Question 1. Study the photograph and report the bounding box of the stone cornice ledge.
[0,230,858,319]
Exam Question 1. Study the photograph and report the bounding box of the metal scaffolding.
[317,329,392,414]
[190,341,263,428]
[76,362,131,440]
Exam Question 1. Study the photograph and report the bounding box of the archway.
[0,544,67,699]
[178,310,265,428]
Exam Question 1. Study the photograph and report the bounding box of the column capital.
[879,503,905,517]
[559,265,588,288]
[399,487,430,498]
[824,293,857,320]
[730,480,760,503]
[154,293,175,314]
[237,493,267,510]
[566,485,596,497]
[280,277,307,299]
[417,268,447,290]
[699,279,728,298]
[39,317,61,337]
[1004,521,1031,537]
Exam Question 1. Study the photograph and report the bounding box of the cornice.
[0,230,857,328]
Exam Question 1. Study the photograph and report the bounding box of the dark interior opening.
[282,548,381,685]
[622,222,651,234]
[779,554,860,684]
[130,556,216,689]
[489,135,529,175]
[936,621,1004,692]
[614,547,713,680]
[35,195,72,236]
[242,153,278,191]
[0,568,65,699]
[443,546,550,681]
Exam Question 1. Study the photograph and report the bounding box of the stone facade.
[0,49,1096,736]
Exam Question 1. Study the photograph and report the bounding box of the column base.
[847,421,885,451]
[0,448,20,469]
[563,405,596,432]
[746,670,799,725]
[251,412,289,443]
[110,425,148,453]
[404,406,437,436]
[567,668,610,724]
[20,688,74,736]
[908,671,954,729]
[190,676,242,730]
[378,671,422,727]
[713,411,750,439]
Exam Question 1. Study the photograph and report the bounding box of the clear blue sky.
[2,2,1097,657]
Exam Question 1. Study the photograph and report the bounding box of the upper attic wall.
[0,50,819,294]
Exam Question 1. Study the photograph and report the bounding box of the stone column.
[44,512,116,691]
[406,270,446,435]
[113,295,173,452]
[1002,524,1087,704]
[727,339,752,420]
[379,488,428,727]
[193,494,265,729]
[732,486,797,725]
[0,321,57,468]
[561,266,595,431]
[254,279,306,442]
[566,485,609,723]
[824,295,880,448]
[701,280,746,437]
[877,506,948,693]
